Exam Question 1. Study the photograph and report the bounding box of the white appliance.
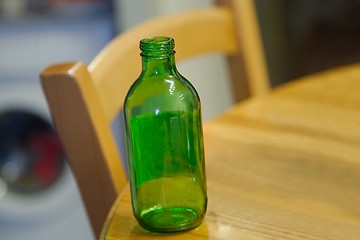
[0,83,93,240]
[0,3,114,239]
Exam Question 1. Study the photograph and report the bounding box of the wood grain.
[102,63,360,239]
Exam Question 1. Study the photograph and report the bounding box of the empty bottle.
[123,36,207,232]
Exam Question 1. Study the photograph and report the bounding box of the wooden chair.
[40,0,270,238]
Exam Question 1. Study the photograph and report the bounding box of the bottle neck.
[141,54,177,76]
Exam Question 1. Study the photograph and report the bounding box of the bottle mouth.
[140,36,175,58]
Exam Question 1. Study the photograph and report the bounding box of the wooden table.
[101,64,360,239]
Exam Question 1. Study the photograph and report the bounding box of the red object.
[29,132,63,185]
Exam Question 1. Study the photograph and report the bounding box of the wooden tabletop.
[101,64,360,240]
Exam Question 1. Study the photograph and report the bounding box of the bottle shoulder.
[126,73,199,102]
[124,73,200,117]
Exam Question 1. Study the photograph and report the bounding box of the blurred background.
[0,0,359,239]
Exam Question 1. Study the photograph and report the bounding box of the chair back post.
[217,0,270,100]
[40,62,127,238]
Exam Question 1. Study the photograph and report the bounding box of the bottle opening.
[140,36,175,58]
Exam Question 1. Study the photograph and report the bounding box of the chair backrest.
[40,0,269,238]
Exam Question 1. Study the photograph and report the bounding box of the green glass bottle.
[123,36,207,232]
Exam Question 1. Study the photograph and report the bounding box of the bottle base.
[138,207,203,233]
